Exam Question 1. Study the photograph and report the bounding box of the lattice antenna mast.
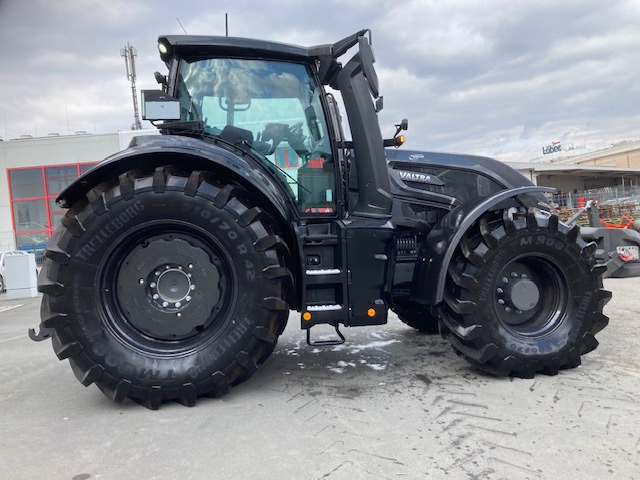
[121,43,142,130]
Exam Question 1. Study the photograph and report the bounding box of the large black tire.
[392,298,440,334]
[39,167,291,409]
[439,210,611,378]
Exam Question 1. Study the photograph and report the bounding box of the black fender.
[57,134,295,225]
[413,186,556,305]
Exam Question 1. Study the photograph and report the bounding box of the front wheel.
[39,167,291,408]
[439,211,611,378]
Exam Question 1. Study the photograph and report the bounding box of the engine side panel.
[386,149,553,308]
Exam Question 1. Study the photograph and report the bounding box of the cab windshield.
[175,58,336,215]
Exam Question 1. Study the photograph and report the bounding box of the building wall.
[0,134,117,233]
[534,174,586,193]
[0,131,154,250]
[575,146,640,169]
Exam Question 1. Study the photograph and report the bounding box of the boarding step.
[307,304,343,311]
[305,269,341,276]
[306,323,345,346]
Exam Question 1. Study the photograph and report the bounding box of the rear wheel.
[39,167,291,408]
[439,210,611,377]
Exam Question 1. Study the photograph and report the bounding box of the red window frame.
[275,148,299,169]
[8,162,97,243]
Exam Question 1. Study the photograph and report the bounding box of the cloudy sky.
[0,0,638,162]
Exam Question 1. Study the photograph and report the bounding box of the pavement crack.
[348,449,407,466]
[317,461,352,479]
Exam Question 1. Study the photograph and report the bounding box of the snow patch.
[365,363,387,371]
[331,339,400,354]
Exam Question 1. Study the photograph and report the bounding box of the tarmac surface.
[1,277,639,480]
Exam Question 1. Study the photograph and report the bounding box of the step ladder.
[297,223,348,346]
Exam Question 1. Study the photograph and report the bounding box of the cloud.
[0,0,638,162]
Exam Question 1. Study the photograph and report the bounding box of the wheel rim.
[493,254,569,337]
[99,224,234,350]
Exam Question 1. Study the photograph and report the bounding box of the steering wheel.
[260,122,308,156]
[287,122,307,154]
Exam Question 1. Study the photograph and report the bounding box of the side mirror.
[154,71,168,91]
[383,119,409,148]
[141,90,180,121]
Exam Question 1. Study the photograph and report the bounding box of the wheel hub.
[505,278,540,312]
[115,236,224,340]
[494,265,544,327]
[153,266,192,304]
[492,256,568,335]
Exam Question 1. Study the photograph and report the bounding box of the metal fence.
[549,186,640,209]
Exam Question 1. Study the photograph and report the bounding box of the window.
[8,163,97,252]
[275,148,299,168]
[176,58,336,215]
[9,169,45,199]
[45,166,78,196]
[13,200,48,232]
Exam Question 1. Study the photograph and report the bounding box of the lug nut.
[178,266,183,270]
[186,296,192,301]
[162,301,169,307]
[175,302,182,308]
[165,265,171,270]
[155,271,160,276]
[505,307,512,312]
[496,288,504,294]
[511,272,518,278]
[188,264,193,269]
[177,313,182,317]
[521,274,528,279]
[498,299,505,305]
[139,278,144,284]
[150,282,156,288]
[190,285,196,290]
[153,294,159,300]
[502,277,509,283]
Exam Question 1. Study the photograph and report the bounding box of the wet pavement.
[1,277,639,479]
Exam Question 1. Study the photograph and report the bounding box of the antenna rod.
[176,17,187,34]
[225,13,228,36]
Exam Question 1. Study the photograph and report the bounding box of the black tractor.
[31,29,610,409]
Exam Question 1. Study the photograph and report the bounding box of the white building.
[0,131,153,252]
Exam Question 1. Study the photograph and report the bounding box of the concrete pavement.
[0,277,639,480]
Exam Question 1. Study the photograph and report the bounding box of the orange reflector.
[398,135,405,145]
[303,312,312,321]
[367,308,376,317]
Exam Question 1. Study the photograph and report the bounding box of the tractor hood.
[385,148,535,207]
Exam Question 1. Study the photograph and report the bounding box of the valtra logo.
[397,170,444,185]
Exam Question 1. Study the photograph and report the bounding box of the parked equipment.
[30,30,610,408]
[570,200,640,278]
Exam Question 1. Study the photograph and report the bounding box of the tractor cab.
[170,57,339,215]
[142,31,399,342]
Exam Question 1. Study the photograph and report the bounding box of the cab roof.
[158,35,327,62]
